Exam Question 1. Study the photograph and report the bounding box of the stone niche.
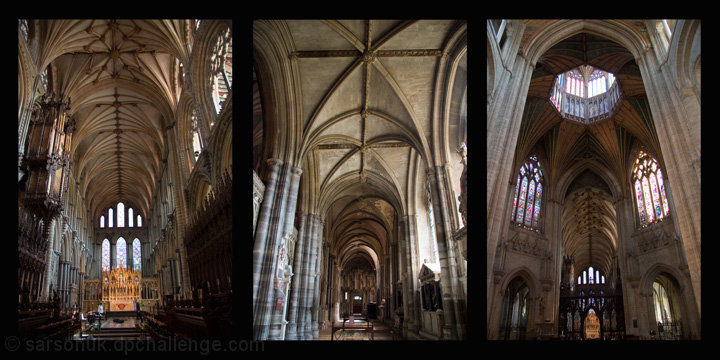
[417,263,443,339]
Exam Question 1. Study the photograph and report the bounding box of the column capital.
[266,158,283,168]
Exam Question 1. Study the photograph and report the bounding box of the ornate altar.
[82,275,160,313]
[102,267,141,311]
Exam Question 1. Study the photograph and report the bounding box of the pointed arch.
[132,238,142,271]
[101,238,110,271]
[116,237,127,269]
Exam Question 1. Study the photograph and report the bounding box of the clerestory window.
[577,266,606,285]
[100,202,142,228]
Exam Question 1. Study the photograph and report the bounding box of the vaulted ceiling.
[329,196,394,271]
[516,31,662,200]
[562,171,617,276]
[32,19,193,222]
[258,20,466,259]
[284,20,465,209]
[513,26,663,268]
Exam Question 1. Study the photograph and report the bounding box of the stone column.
[636,20,701,315]
[300,214,320,340]
[399,215,420,336]
[252,159,282,306]
[110,241,116,269]
[171,259,179,297]
[252,159,302,340]
[285,213,307,340]
[311,219,324,339]
[614,196,640,337]
[174,249,183,296]
[126,241,132,270]
[427,166,466,339]
[320,250,333,329]
[78,271,84,310]
[486,20,535,325]
[544,199,563,328]
[43,249,60,301]
[61,261,69,310]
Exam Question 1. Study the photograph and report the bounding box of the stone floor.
[100,316,139,329]
[317,321,394,341]
[73,312,147,340]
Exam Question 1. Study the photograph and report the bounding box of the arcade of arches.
[253,20,467,340]
[487,20,700,340]
[18,19,233,340]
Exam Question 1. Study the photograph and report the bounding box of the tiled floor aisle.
[318,322,394,341]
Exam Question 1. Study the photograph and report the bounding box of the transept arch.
[639,263,699,339]
[494,269,539,340]
[252,20,302,166]
[522,20,649,68]
[487,19,700,340]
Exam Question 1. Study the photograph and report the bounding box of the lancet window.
[576,266,606,285]
[191,109,203,162]
[102,239,110,272]
[99,201,142,228]
[116,237,127,269]
[211,26,232,117]
[132,238,141,271]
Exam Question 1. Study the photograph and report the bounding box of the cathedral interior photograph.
[17,19,233,341]
[16,17,701,347]
[253,19,467,340]
[487,19,700,340]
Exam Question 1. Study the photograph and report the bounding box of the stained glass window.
[40,68,48,93]
[133,238,141,271]
[511,155,544,231]
[137,215,142,228]
[100,215,105,228]
[102,239,110,272]
[128,208,134,227]
[108,208,113,228]
[116,237,127,269]
[18,19,28,42]
[211,26,232,115]
[191,109,203,162]
[633,151,670,227]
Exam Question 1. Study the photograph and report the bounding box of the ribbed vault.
[562,184,617,277]
[278,20,464,213]
[328,196,395,274]
[32,19,193,221]
[516,32,661,201]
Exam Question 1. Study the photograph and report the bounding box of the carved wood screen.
[182,170,232,339]
[184,170,232,297]
[558,283,625,340]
